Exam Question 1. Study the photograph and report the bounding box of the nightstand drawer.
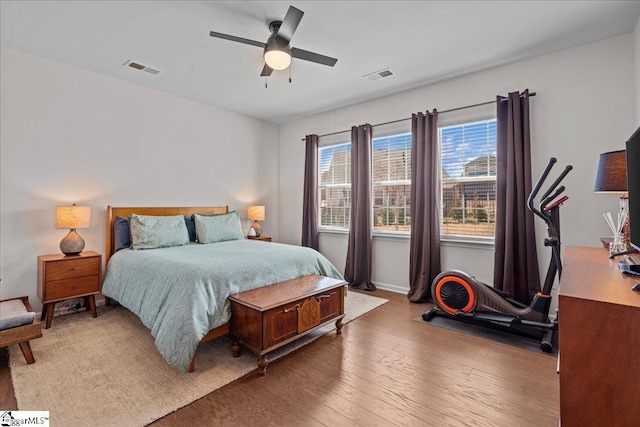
[44,275,100,300]
[45,257,101,281]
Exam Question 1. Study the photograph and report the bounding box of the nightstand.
[248,236,271,242]
[37,251,102,329]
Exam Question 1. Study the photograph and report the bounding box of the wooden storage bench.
[0,296,42,364]
[229,274,346,376]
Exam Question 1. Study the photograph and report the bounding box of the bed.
[101,206,343,373]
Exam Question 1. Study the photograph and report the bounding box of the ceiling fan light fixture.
[209,6,337,78]
[264,48,291,70]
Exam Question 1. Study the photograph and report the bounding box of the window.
[319,143,351,229]
[440,119,497,239]
[372,134,411,232]
[316,118,497,240]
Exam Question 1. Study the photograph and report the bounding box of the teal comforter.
[102,240,343,372]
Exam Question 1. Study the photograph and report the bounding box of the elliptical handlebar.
[540,165,573,203]
[541,185,566,211]
[528,158,557,222]
[528,159,573,223]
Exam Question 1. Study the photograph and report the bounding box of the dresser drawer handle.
[283,304,301,313]
[71,284,78,289]
[71,267,77,271]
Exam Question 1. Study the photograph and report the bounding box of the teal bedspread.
[102,240,343,372]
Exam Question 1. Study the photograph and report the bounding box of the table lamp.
[594,150,629,254]
[247,205,265,237]
[56,204,91,255]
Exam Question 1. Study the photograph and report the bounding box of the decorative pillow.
[130,214,190,250]
[188,211,235,242]
[194,212,245,244]
[113,216,132,252]
[184,215,197,242]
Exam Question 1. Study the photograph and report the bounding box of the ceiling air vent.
[363,68,395,82]
[123,60,162,76]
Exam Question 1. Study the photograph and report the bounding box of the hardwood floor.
[0,290,559,426]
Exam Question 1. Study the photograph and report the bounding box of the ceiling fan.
[209,5,338,77]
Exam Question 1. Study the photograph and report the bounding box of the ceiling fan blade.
[209,31,265,48]
[291,47,338,67]
[276,6,304,43]
[260,64,273,77]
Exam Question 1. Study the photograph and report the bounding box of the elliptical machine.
[422,158,572,352]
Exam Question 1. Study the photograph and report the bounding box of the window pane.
[316,120,497,240]
[319,143,351,229]
[440,120,497,238]
[372,134,411,233]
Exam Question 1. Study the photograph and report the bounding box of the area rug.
[10,291,387,427]
[415,311,558,356]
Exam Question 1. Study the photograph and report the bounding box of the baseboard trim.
[372,281,408,295]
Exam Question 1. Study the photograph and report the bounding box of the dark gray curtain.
[408,110,441,303]
[494,89,540,304]
[302,134,319,250]
[345,124,376,291]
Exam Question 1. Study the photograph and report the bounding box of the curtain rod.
[300,92,536,141]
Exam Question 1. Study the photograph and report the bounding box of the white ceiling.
[2,1,639,124]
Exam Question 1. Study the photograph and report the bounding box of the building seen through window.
[440,120,497,238]
[317,119,497,239]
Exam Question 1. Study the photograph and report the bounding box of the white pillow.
[194,212,245,244]
[130,214,190,250]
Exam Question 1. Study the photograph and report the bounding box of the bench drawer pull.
[315,292,336,302]
[283,304,300,313]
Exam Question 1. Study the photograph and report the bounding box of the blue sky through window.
[318,119,496,177]
[441,120,497,178]
[319,143,350,173]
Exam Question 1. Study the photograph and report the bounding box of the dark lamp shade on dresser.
[594,150,627,193]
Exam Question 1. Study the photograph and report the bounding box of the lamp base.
[250,221,262,237]
[60,229,85,255]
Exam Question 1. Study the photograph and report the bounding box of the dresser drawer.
[45,257,100,281]
[44,275,100,301]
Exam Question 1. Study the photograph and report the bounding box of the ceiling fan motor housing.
[268,20,282,34]
[265,21,291,53]
[264,21,292,70]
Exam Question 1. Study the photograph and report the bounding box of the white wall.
[0,48,280,311]
[279,33,637,295]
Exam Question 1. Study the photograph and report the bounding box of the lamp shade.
[247,205,265,221]
[594,150,627,192]
[56,205,91,229]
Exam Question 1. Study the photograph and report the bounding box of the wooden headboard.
[105,205,229,264]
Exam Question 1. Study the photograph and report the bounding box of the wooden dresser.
[559,246,640,426]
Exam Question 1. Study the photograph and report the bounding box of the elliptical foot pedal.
[473,312,520,324]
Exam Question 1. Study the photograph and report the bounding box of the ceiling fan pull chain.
[289,62,292,83]
[265,76,268,89]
